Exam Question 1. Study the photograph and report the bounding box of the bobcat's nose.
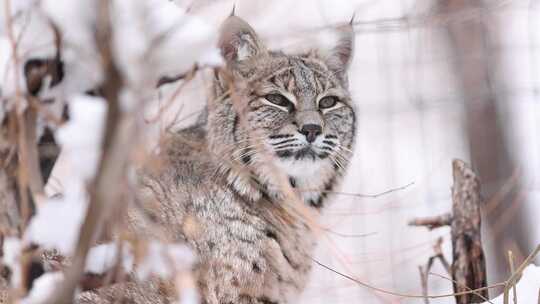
[300,124,322,143]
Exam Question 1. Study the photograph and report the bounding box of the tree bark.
[450,159,488,303]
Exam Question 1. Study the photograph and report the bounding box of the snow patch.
[2,238,22,288]
[24,95,106,255]
[85,243,134,274]
[21,272,64,304]
[24,198,87,256]
[135,241,196,280]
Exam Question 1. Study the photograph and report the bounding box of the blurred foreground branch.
[46,1,129,302]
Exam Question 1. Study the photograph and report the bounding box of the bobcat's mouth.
[268,133,336,160]
[275,146,328,160]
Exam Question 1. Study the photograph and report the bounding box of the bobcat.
[80,14,356,304]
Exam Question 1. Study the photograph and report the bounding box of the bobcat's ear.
[218,16,266,66]
[321,23,355,76]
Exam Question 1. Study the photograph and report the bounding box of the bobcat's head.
[208,15,356,206]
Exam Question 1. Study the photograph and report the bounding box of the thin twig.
[428,271,493,304]
[417,238,451,304]
[146,64,199,124]
[323,229,377,238]
[503,244,540,304]
[507,251,518,304]
[156,64,199,88]
[313,181,414,198]
[311,257,505,300]
[419,266,429,304]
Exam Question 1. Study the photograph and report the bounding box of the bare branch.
[417,238,452,304]
[315,181,415,198]
[311,256,505,301]
[428,272,493,304]
[409,213,452,230]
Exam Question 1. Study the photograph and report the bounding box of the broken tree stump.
[409,159,488,303]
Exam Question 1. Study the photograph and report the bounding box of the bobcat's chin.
[274,155,334,181]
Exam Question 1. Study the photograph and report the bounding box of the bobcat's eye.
[318,96,339,109]
[264,94,291,107]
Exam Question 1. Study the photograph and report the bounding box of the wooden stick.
[409,213,452,230]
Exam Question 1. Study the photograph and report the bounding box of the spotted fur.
[80,15,356,304]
